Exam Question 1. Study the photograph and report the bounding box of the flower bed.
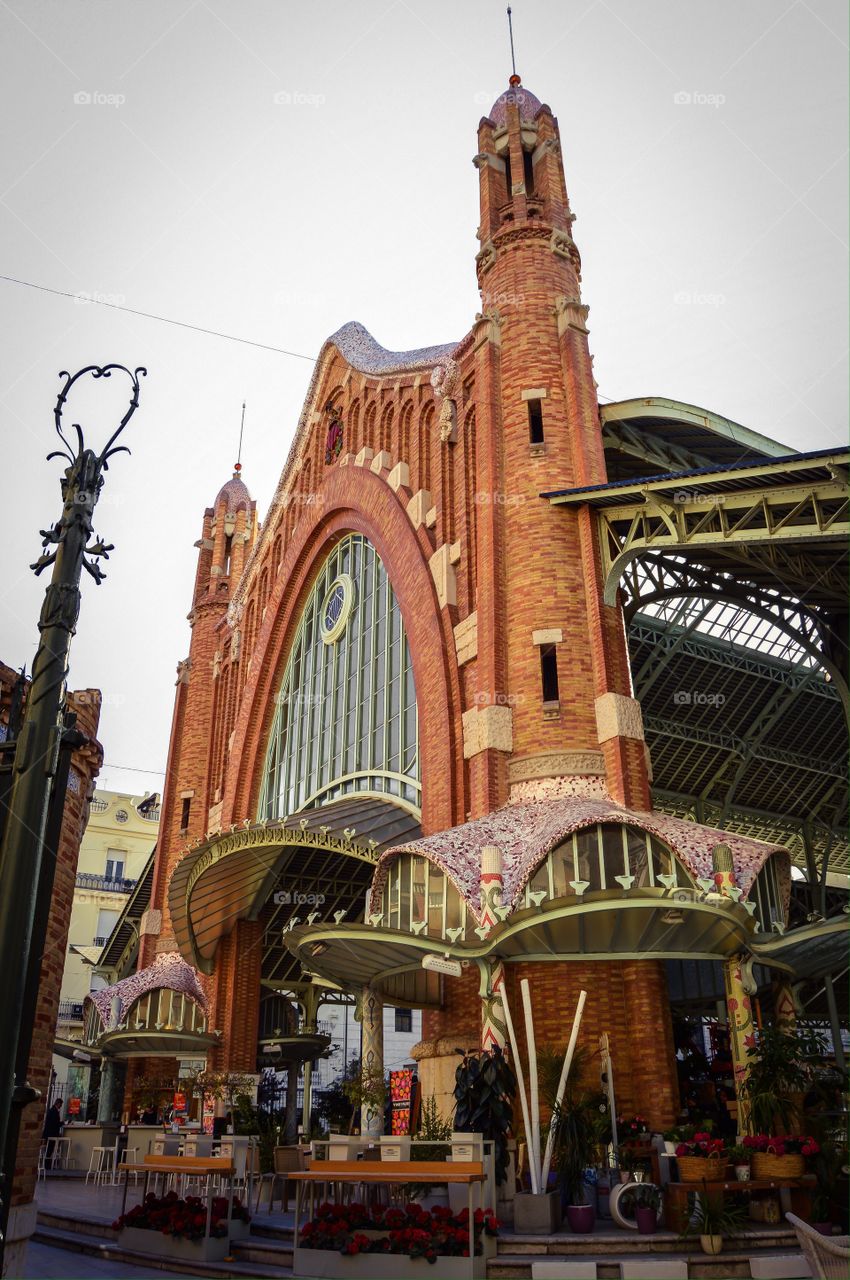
[295,1202,498,1278]
[112,1191,250,1260]
[674,1133,727,1181]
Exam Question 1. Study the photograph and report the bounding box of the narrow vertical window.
[180,797,191,831]
[523,149,535,196]
[527,397,544,445]
[540,644,559,704]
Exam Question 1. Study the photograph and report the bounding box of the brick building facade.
[1,663,102,1276]
[88,76,796,1141]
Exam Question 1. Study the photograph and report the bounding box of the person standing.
[42,1099,63,1168]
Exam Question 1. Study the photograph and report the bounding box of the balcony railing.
[89,798,109,812]
[92,936,107,947]
[57,1000,84,1021]
[138,807,161,822]
[75,873,137,894]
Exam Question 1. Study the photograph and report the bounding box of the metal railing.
[88,797,109,812]
[92,936,106,947]
[57,1000,84,1021]
[138,806,161,822]
[75,872,136,893]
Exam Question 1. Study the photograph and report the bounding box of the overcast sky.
[1,0,847,799]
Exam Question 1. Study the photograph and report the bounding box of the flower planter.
[700,1233,723,1256]
[664,1140,678,1155]
[566,1204,595,1234]
[677,1154,723,1182]
[293,1246,488,1278]
[752,1151,805,1179]
[734,1164,751,1182]
[328,1136,366,1162]
[379,1135,411,1161]
[635,1206,657,1235]
[513,1190,562,1234]
[118,1227,230,1262]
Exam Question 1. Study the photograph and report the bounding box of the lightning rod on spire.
[235,401,246,475]
[507,6,517,78]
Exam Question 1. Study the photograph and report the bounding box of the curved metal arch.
[624,577,849,717]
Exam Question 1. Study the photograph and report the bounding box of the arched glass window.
[750,856,784,932]
[258,534,419,817]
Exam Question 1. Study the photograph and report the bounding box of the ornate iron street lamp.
[0,364,145,1265]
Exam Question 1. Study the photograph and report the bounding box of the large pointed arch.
[225,462,465,837]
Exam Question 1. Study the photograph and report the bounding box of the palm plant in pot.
[682,1186,747,1255]
[633,1183,661,1235]
[545,1046,599,1234]
[453,1044,516,1187]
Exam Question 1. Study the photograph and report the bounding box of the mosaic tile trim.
[373,794,790,921]
[87,950,208,1029]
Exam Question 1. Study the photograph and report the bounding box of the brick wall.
[0,668,103,1208]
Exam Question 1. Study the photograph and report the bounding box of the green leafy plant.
[741,1026,827,1136]
[539,1045,600,1206]
[453,1045,516,1185]
[811,1139,847,1222]
[681,1186,747,1239]
[341,1055,388,1134]
[727,1144,750,1164]
[633,1183,661,1211]
[414,1094,452,1160]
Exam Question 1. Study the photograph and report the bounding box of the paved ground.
[23,1241,181,1279]
[33,1176,295,1229]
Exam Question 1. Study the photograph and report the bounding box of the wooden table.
[116,1156,235,1242]
[665,1176,815,1233]
[290,1160,488,1279]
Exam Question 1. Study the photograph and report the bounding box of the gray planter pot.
[513,1190,562,1234]
[294,1246,487,1278]
[118,1226,230,1262]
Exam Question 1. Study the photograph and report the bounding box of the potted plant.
[633,1183,661,1235]
[740,1026,826,1136]
[727,1143,751,1181]
[549,1071,599,1233]
[453,1045,515,1189]
[662,1127,682,1156]
[674,1132,726,1182]
[742,1133,820,1179]
[682,1187,747,1255]
[810,1140,847,1235]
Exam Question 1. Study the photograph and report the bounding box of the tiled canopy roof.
[87,951,207,1029]
[374,795,789,919]
[214,472,252,512]
[328,321,459,377]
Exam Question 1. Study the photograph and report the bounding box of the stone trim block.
[429,544,457,609]
[370,450,392,474]
[388,461,410,492]
[406,489,431,529]
[461,704,513,759]
[354,446,374,467]
[595,692,645,744]
[454,611,478,665]
[532,628,563,646]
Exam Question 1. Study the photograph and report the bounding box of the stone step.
[231,1237,294,1267]
[487,1249,810,1280]
[496,1228,797,1256]
[32,1223,292,1278]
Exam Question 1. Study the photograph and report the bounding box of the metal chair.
[85,1146,114,1186]
[268,1145,304,1214]
[786,1213,850,1279]
[37,1143,47,1182]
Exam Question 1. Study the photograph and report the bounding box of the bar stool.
[37,1144,47,1182]
[85,1146,114,1186]
[112,1145,139,1186]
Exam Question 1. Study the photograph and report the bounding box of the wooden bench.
[665,1177,815,1234]
[291,1160,489,1279]
[116,1155,236,1238]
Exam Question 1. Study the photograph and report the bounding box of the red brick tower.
[470,75,649,815]
[421,78,677,1122]
[142,469,257,966]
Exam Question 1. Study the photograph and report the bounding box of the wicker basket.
[752,1151,805,1179]
[677,1152,724,1182]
